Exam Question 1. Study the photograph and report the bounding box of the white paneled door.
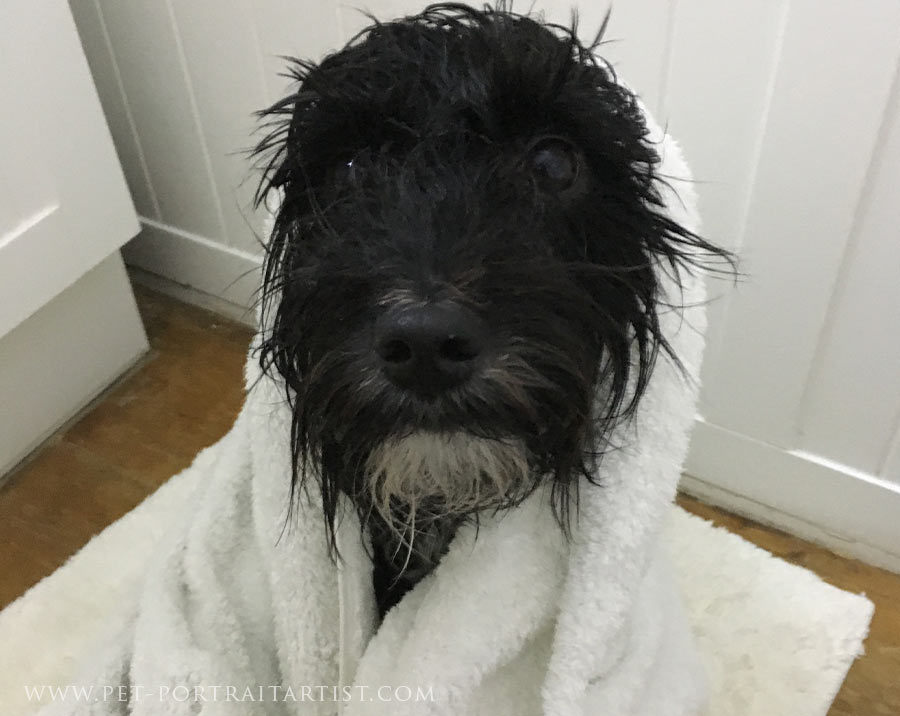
[681,1,900,571]
[0,0,147,475]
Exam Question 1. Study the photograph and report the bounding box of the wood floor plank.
[0,284,896,714]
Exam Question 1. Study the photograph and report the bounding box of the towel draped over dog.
[40,108,710,716]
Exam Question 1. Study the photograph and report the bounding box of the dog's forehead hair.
[255,8,662,281]
[291,6,628,166]
[253,5,671,280]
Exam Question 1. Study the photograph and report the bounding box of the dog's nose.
[375,302,486,395]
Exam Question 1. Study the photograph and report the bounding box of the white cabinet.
[0,0,148,476]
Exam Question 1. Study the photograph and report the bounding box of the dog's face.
[254,4,726,543]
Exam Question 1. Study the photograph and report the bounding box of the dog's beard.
[362,430,532,586]
[365,431,531,530]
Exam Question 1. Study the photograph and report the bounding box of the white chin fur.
[365,431,529,520]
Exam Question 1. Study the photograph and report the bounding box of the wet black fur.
[253,3,732,613]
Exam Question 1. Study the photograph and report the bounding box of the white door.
[0,0,147,475]
[676,1,900,572]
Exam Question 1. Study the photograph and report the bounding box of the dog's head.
[253,3,730,547]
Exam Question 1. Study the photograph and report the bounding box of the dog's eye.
[336,158,357,184]
[327,154,361,189]
[528,139,580,193]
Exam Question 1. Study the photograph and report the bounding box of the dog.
[252,2,731,619]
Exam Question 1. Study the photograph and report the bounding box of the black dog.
[253,3,730,617]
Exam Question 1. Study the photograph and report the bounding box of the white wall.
[70,0,900,567]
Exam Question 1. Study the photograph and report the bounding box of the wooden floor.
[1,285,897,714]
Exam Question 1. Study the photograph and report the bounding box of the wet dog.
[252,3,730,617]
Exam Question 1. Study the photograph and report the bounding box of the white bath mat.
[0,468,873,716]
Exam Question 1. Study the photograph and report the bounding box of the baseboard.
[128,267,257,328]
[684,418,900,573]
[122,218,262,320]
